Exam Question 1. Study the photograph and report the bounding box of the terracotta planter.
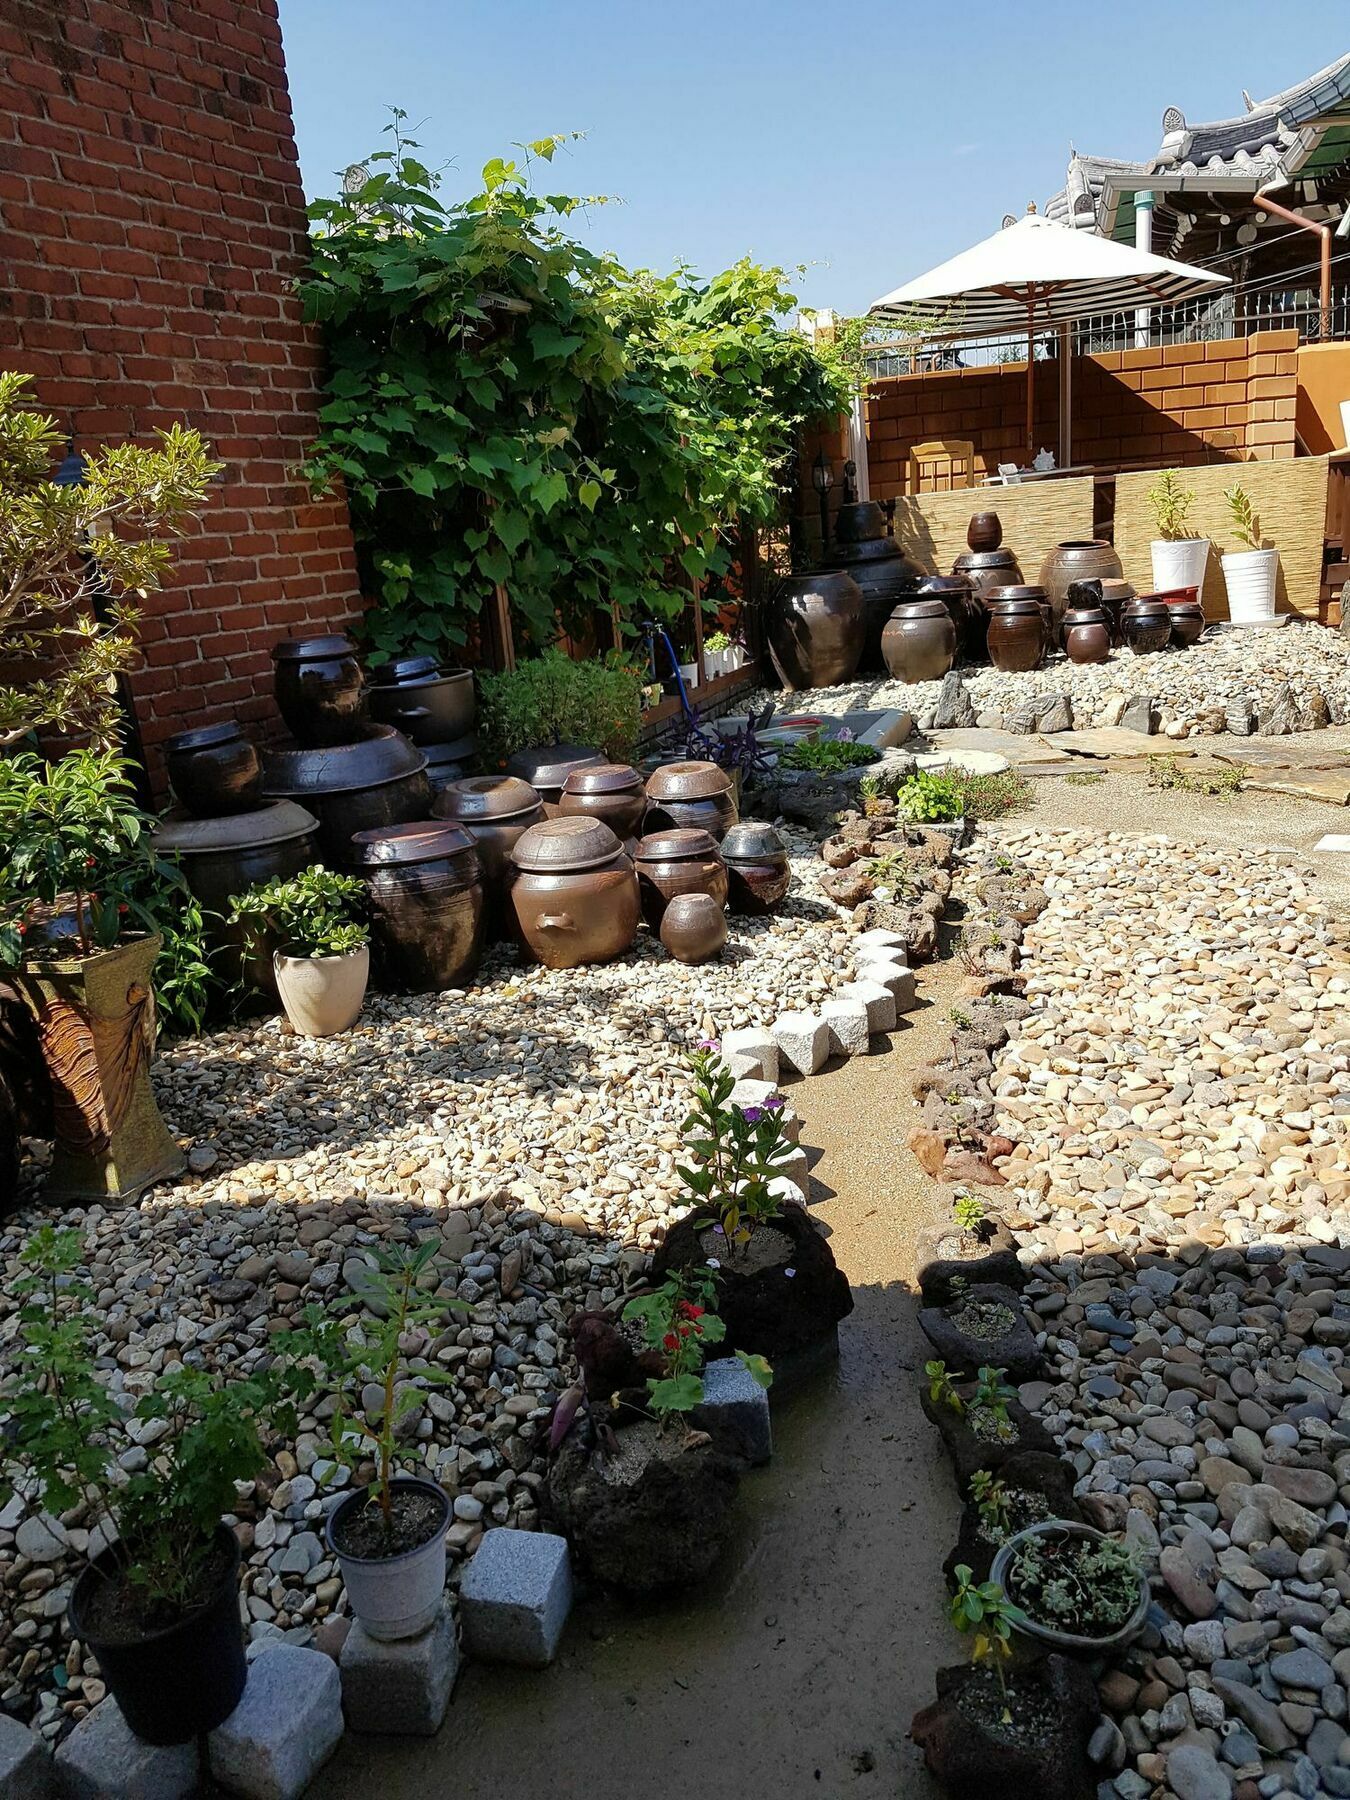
[660,892,728,963]
[966,510,1002,551]
[260,727,431,862]
[768,572,864,690]
[643,761,738,842]
[369,668,476,746]
[509,817,639,970]
[558,762,647,842]
[634,827,728,929]
[1060,605,1111,665]
[350,822,485,993]
[719,821,791,916]
[504,743,605,810]
[880,598,957,684]
[1121,596,1172,656]
[985,598,1045,673]
[433,774,544,943]
[273,945,369,1037]
[1038,541,1122,631]
[12,934,185,1203]
[163,721,261,818]
[272,634,368,748]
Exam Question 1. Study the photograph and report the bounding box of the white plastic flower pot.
[678,660,699,689]
[272,946,369,1038]
[326,1476,450,1642]
[1221,547,1280,626]
[1150,537,1210,593]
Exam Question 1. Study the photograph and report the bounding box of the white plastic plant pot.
[1150,537,1210,593]
[678,661,699,689]
[326,1476,450,1642]
[1221,547,1281,626]
[272,945,369,1038]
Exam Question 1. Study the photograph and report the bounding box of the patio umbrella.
[868,210,1230,462]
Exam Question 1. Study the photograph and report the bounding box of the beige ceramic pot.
[273,946,369,1038]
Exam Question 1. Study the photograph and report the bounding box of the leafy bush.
[954,770,1034,821]
[227,866,368,961]
[778,736,879,774]
[622,1268,771,1423]
[895,769,965,823]
[477,649,644,767]
[677,1042,787,1253]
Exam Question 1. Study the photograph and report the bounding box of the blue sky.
[278,2,1347,316]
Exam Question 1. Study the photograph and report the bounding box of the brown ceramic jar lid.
[954,549,1018,570]
[435,774,541,823]
[888,597,952,620]
[719,821,786,862]
[916,575,972,594]
[152,799,318,853]
[273,634,355,661]
[985,584,1046,602]
[635,827,719,862]
[511,816,625,872]
[260,727,427,796]
[349,821,477,866]
[369,654,441,684]
[562,762,644,796]
[644,760,732,801]
[1062,606,1109,624]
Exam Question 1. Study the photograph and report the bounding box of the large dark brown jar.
[1038,542,1123,631]
[917,573,984,664]
[719,821,791,916]
[634,828,728,929]
[660,893,728,964]
[164,722,261,818]
[768,572,865,689]
[368,666,476,746]
[559,763,647,841]
[643,761,738,841]
[260,727,430,862]
[509,817,639,970]
[504,743,605,811]
[1061,605,1112,666]
[433,775,544,941]
[985,597,1045,673]
[822,503,922,672]
[880,598,957,684]
[1121,595,1173,656]
[272,635,367,747]
[350,822,485,994]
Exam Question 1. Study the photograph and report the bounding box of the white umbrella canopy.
[868,211,1230,461]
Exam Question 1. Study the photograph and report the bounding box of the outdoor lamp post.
[812,450,834,555]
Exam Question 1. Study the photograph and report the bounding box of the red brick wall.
[0,0,364,783]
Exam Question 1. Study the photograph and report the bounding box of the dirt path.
[320,951,966,1800]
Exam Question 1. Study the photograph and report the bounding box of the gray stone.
[1271,1647,1334,1690]
[835,979,897,1034]
[1213,1675,1296,1751]
[1120,695,1156,735]
[1225,696,1255,735]
[821,997,870,1058]
[855,928,907,959]
[934,671,975,730]
[1037,694,1073,733]
[769,1011,829,1077]
[15,1514,65,1560]
[208,1643,343,1800]
[694,1355,773,1465]
[459,1527,573,1668]
[0,1714,54,1798]
[719,1028,779,1085]
[1167,1744,1230,1800]
[339,1601,458,1736]
[55,1700,198,1800]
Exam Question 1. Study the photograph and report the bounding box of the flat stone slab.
[770,1011,829,1076]
[459,1528,573,1668]
[836,978,897,1033]
[1,1713,54,1799]
[694,1355,773,1464]
[915,749,1010,775]
[821,997,870,1057]
[340,1600,458,1736]
[1249,772,1350,806]
[208,1643,343,1800]
[55,1700,198,1800]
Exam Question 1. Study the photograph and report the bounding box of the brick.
[459,1528,573,1668]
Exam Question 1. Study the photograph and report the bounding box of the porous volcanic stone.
[911,1654,1099,1800]
[919,1282,1043,1382]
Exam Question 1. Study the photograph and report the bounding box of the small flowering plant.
[678,1042,788,1255]
[622,1268,771,1425]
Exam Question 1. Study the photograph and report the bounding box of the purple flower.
[713,1224,725,1235]
[698,1038,720,1052]
[740,1105,764,1125]
[832,726,855,743]
[764,1095,785,1112]
[784,1267,796,1279]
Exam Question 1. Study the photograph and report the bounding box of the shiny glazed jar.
[719,821,791,916]
[504,743,605,812]
[880,598,957,684]
[349,822,485,994]
[1038,541,1124,631]
[642,760,739,841]
[917,573,985,664]
[1121,597,1172,656]
[985,597,1046,673]
[660,893,728,964]
[1061,606,1112,666]
[368,668,476,746]
[163,721,261,818]
[1166,599,1206,647]
[966,511,1002,552]
[768,572,865,689]
[953,547,1023,605]
[509,817,639,970]
[558,763,647,841]
[633,828,728,930]
[272,635,368,748]
[433,775,544,942]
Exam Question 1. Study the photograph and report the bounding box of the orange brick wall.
[860,331,1300,498]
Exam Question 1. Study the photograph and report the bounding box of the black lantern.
[812,450,834,553]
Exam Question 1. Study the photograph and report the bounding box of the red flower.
[677,1301,705,1319]
[118,903,129,915]
[85,856,97,869]
[662,1332,678,1351]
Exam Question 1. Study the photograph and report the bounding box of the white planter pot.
[1150,537,1210,593]
[678,661,699,689]
[273,945,369,1037]
[326,1476,450,1641]
[1340,398,1350,449]
[1221,547,1280,626]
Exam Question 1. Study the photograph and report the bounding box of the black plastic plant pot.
[68,1523,245,1745]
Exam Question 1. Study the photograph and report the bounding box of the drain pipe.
[1134,190,1155,349]
[1253,193,1331,340]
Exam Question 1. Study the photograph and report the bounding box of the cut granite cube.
[719,1028,779,1084]
[54,1701,197,1800]
[837,978,897,1033]
[459,1528,572,1668]
[821,997,870,1057]
[694,1355,773,1464]
[1,1713,54,1799]
[340,1600,458,1736]
[771,1011,829,1076]
[208,1643,343,1800]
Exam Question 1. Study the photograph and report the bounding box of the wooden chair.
[906,438,977,493]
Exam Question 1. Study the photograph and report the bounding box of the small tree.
[0,371,220,749]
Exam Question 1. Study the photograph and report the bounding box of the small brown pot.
[643,761,738,842]
[660,893,728,963]
[509,817,640,970]
[985,596,1045,673]
[163,722,261,818]
[1061,606,1112,665]
[350,821,485,993]
[1038,541,1123,631]
[634,828,728,929]
[719,821,791,916]
[1166,599,1207,647]
[1121,596,1172,656]
[1098,577,1135,644]
[558,763,647,841]
[272,634,367,748]
[433,775,544,942]
[966,510,1002,552]
[880,598,957,684]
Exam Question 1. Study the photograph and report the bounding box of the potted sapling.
[991,1520,1149,1653]
[228,865,369,1037]
[1147,469,1209,593]
[919,1361,1057,1492]
[3,1226,285,1743]
[1221,483,1282,627]
[278,1239,467,1640]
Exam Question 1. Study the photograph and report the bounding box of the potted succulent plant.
[1147,469,1209,593]
[915,1192,1025,1306]
[4,1225,284,1744]
[278,1238,467,1640]
[1221,483,1282,626]
[0,749,187,1202]
[990,1520,1149,1652]
[228,866,369,1037]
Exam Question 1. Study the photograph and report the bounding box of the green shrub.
[477,649,644,767]
[895,769,965,823]
[778,736,879,774]
[227,866,367,961]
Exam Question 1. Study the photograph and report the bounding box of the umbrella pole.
[1025,290,1036,464]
